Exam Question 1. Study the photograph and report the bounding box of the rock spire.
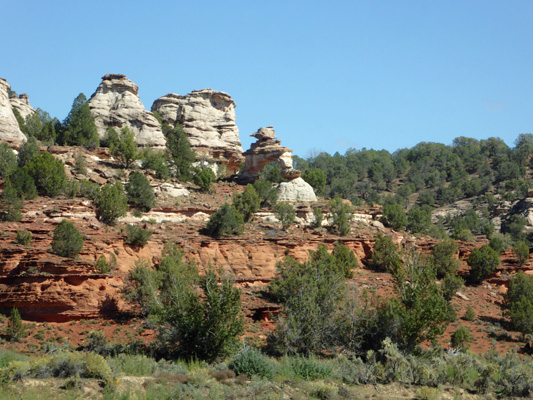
[241,126,317,202]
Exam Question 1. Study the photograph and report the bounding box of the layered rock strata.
[241,126,317,202]
[152,89,243,174]
[0,78,27,143]
[9,92,35,120]
[88,74,166,148]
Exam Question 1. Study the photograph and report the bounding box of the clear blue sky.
[2,1,532,157]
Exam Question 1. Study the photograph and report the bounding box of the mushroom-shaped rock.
[88,74,166,148]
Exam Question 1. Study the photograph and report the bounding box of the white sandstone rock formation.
[0,78,27,143]
[9,93,35,120]
[88,74,166,148]
[276,177,317,202]
[152,89,243,174]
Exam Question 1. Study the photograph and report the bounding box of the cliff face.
[152,89,243,174]
[0,78,27,144]
[88,74,166,148]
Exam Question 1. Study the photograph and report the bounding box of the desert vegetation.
[3,101,533,399]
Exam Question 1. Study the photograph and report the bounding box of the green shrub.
[440,273,464,301]
[407,206,431,234]
[382,203,407,231]
[110,127,138,168]
[206,203,245,238]
[302,168,326,195]
[63,179,80,198]
[268,248,346,355]
[94,182,128,225]
[24,152,66,197]
[124,225,152,248]
[354,252,451,352]
[507,272,533,335]
[125,248,243,361]
[14,230,32,246]
[450,325,473,351]
[74,152,87,175]
[126,171,155,212]
[467,245,500,283]
[0,181,22,222]
[431,239,460,278]
[513,241,529,266]
[166,123,195,180]
[370,233,402,273]
[79,179,100,200]
[462,305,476,321]
[5,307,24,342]
[288,356,332,381]
[331,243,358,278]
[58,93,99,147]
[17,136,40,168]
[95,255,111,274]
[8,168,37,200]
[253,178,278,207]
[228,347,275,379]
[51,219,84,258]
[233,184,260,221]
[275,202,296,231]
[312,207,323,228]
[194,167,216,192]
[140,148,169,180]
[489,233,513,254]
[0,143,17,179]
[328,197,353,236]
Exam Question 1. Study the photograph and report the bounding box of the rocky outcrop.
[9,92,35,120]
[88,74,166,148]
[241,126,317,202]
[240,127,294,183]
[152,89,243,174]
[0,78,26,144]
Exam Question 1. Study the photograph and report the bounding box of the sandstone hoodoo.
[9,92,35,121]
[152,89,243,175]
[240,126,317,202]
[88,74,166,148]
[0,78,27,144]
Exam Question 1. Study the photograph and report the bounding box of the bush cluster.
[51,219,84,258]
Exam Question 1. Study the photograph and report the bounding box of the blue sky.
[2,1,532,157]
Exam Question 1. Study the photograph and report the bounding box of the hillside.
[1,74,533,398]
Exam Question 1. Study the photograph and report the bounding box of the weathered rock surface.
[88,74,166,148]
[276,177,317,202]
[0,78,26,143]
[9,92,35,120]
[241,126,316,201]
[152,89,243,174]
[240,127,293,183]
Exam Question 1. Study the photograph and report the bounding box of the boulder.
[0,78,26,143]
[151,89,243,174]
[88,74,166,148]
[276,177,317,202]
[9,92,35,120]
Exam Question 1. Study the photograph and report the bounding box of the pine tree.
[6,307,24,341]
[166,123,195,180]
[59,93,99,147]
[110,127,138,168]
